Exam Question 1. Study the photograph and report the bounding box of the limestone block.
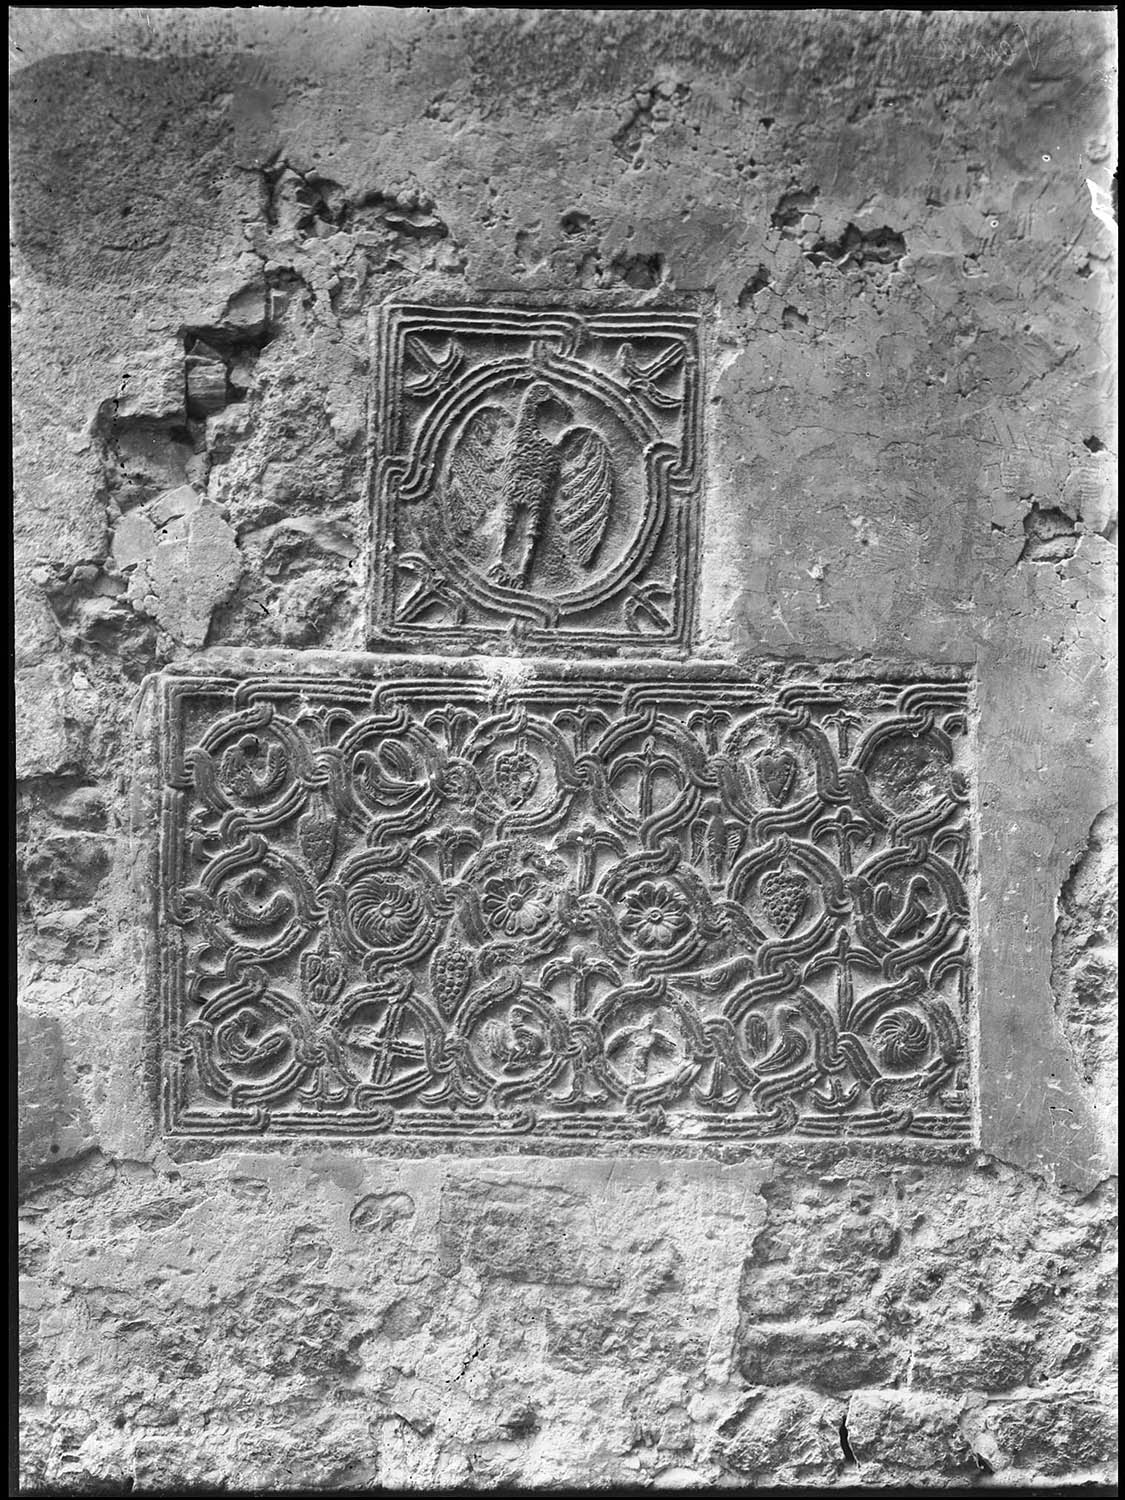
[15,664,72,779]
[844,1392,974,1476]
[111,488,242,645]
[737,1322,899,1392]
[17,1009,97,1177]
[116,342,187,423]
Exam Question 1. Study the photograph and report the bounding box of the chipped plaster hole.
[738,266,772,306]
[609,251,666,289]
[771,187,819,231]
[805,223,907,271]
[1019,503,1080,563]
[501,1404,540,1438]
[181,316,276,416]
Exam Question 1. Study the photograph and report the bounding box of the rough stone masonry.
[13,8,1117,1492]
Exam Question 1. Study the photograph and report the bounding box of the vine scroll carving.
[155,661,975,1148]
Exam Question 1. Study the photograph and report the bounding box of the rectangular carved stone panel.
[371,303,702,651]
[155,660,975,1150]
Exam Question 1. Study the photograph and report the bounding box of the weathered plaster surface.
[14,8,1116,1491]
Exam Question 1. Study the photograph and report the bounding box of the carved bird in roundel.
[445,380,615,588]
[482,1005,545,1073]
[874,874,938,941]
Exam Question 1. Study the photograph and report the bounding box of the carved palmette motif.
[157,664,974,1145]
[372,304,702,650]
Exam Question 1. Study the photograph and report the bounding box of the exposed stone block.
[844,1391,975,1474]
[963,1394,1119,1479]
[15,664,73,779]
[17,1009,97,1177]
[737,1320,899,1391]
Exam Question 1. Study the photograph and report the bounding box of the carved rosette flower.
[346,874,425,950]
[481,872,551,937]
[620,880,691,950]
[873,1008,931,1069]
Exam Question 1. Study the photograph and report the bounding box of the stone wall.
[14,9,1116,1492]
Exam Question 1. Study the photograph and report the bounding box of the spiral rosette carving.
[156,662,975,1147]
[874,1009,932,1070]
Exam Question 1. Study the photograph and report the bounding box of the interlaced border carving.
[370,303,702,651]
[155,662,975,1147]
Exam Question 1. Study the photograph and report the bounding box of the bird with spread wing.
[445,380,615,588]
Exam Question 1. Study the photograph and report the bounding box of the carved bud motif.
[299,800,337,880]
[756,747,798,805]
[744,1014,770,1058]
[301,941,345,1017]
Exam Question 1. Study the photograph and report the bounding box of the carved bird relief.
[875,875,938,941]
[482,1005,546,1073]
[445,380,614,588]
[754,1007,810,1075]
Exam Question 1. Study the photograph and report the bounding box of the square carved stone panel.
[154,660,975,1150]
[370,302,702,651]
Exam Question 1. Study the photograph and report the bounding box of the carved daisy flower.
[620,881,690,950]
[481,872,551,937]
